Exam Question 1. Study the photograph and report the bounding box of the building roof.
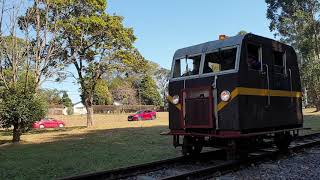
[73,101,84,106]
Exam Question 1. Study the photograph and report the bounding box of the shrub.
[0,90,48,142]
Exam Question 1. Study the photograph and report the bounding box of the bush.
[0,90,48,142]
[67,106,74,115]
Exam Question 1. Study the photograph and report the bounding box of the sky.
[43,0,276,103]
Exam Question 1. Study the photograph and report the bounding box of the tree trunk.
[12,124,21,143]
[86,106,94,127]
[85,96,94,127]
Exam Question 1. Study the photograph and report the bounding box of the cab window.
[173,55,201,78]
[273,51,285,74]
[247,44,261,71]
[203,48,237,74]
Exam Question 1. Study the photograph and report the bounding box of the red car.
[128,110,157,121]
[33,118,65,129]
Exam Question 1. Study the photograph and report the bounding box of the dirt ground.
[52,112,169,128]
[0,112,169,144]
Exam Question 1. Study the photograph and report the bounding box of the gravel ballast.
[216,146,320,180]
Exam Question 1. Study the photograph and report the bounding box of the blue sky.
[43,0,276,103]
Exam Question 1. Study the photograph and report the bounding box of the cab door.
[245,43,268,128]
[270,49,292,126]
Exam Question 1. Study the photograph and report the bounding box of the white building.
[73,102,87,115]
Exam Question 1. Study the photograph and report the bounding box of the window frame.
[272,50,287,75]
[201,45,239,76]
[246,43,263,72]
[170,45,240,81]
[170,53,203,80]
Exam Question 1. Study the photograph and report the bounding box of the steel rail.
[161,133,320,180]
[60,133,320,180]
[59,150,224,180]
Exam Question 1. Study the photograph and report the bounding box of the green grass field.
[0,110,320,179]
[0,112,180,179]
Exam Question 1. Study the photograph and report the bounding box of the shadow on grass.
[26,126,87,135]
[0,125,178,180]
[302,114,320,134]
[0,126,87,136]
[0,139,11,145]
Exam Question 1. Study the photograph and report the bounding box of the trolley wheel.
[182,136,203,156]
[275,132,292,152]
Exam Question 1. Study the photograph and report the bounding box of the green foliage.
[266,0,320,58]
[67,106,74,115]
[139,75,162,106]
[0,90,47,134]
[237,30,248,35]
[61,91,73,107]
[39,89,62,105]
[48,0,146,126]
[152,64,170,109]
[109,77,138,105]
[301,58,320,106]
[93,79,112,105]
[265,0,320,109]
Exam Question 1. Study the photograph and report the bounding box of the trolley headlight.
[172,95,179,104]
[220,90,231,102]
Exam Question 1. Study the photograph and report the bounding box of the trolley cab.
[164,33,304,156]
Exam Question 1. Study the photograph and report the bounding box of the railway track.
[60,133,320,180]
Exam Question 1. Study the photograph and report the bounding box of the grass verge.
[0,110,320,179]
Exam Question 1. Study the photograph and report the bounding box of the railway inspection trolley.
[163,33,304,157]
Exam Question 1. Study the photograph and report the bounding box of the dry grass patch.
[0,112,169,144]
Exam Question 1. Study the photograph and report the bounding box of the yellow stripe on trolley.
[167,87,302,112]
[217,87,302,111]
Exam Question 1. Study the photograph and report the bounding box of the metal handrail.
[288,68,293,103]
[263,64,271,105]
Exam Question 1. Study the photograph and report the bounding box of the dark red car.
[128,110,157,121]
[33,118,65,129]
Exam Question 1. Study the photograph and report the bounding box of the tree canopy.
[48,0,147,126]
[266,0,320,110]
[138,75,162,106]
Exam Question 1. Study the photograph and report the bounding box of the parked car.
[128,110,157,121]
[33,117,65,129]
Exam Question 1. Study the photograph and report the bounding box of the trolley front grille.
[182,87,214,128]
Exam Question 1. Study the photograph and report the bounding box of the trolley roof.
[173,34,246,59]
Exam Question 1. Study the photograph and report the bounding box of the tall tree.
[18,0,64,90]
[0,0,51,142]
[138,75,162,106]
[153,65,170,109]
[109,77,138,105]
[54,0,144,126]
[93,79,112,105]
[61,91,72,107]
[266,0,320,110]
[39,89,62,105]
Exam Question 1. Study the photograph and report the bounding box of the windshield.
[172,55,201,78]
[172,47,237,78]
[135,110,143,114]
[203,47,237,74]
